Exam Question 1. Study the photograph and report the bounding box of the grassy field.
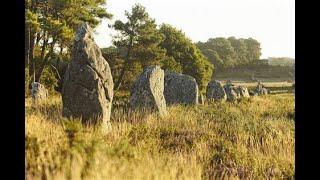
[26,93,295,179]
[216,80,294,95]
[214,66,295,83]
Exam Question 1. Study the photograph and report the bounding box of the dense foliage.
[159,24,213,92]
[111,4,167,90]
[267,57,295,67]
[104,4,213,92]
[25,1,293,94]
[25,0,112,87]
[196,37,261,70]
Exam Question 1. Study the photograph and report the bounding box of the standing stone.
[130,65,167,117]
[236,86,250,98]
[262,88,269,95]
[223,83,240,102]
[164,71,199,105]
[253,82,268,96]
[62,23,114,128]
[206,80,227,102]
[31,82,48,101]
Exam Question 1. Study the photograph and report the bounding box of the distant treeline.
[267,57,295,67]
[196,37,295,74]
[196,37,262,70]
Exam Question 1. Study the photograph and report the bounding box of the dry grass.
[219,81,293,88]
[25,93,295,179]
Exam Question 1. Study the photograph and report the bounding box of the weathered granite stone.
[130,65,167,117]
[253,82,268,96]
[236,86,250,98]
[62,23,114,128]
[206,80,227,102]
[223,83,240,102]
[164,71,199,105]
[31,82,48,101]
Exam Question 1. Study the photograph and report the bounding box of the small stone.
[206,80,227,102]
[236,86,250,98]
[31,82,48,101]
[223,83,239,102]
[253,82,268,96]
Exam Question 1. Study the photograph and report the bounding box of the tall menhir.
[61,23,114,129]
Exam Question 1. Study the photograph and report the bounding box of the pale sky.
[94,0,295,59]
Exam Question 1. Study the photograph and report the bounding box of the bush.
[161,56,183,73]
[39,66,58,93]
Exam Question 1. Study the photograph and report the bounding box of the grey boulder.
[164,71,199,105]
[236,86,250,98]
[62,23,114,128]
[206,80,227,102]
[31,82,48,101]
[253,83,268,96]
[130,65,167,117]
[223,83,240,102]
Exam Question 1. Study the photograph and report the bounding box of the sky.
[93,0,295,59]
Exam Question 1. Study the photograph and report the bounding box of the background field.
[214,65,295,82]
[26,92,295,179]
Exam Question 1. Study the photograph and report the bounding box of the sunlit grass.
[26,93,294,179]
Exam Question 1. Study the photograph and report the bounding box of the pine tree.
[112,4,166,91]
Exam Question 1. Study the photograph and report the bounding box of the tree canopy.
[159,24,214,91]
[112,4,167,90]
[25,1,270,94]
[196,37,262,70]
[25,0,112,83]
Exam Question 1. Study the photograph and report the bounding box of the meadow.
[26,92,295,179]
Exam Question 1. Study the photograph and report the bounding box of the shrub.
[40,66,58,93]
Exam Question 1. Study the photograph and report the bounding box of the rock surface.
[164,71,199,105]
[223,83,240,102]
[206,80,227,102]
[62,23,114,128]
[130,65,167,117]
[253,83,268,96]
[236,86,250,98]
[31,82,48,101]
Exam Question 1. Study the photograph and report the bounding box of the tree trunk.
[114,36,134,91]
[28,28,36,79]
[25,27,30,68]
[35,32,41,47]
[40,32,49,62]
[35,37,57,82]
[60,46,64,56]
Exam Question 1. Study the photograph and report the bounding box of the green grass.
[26,93,295,179]
[214,66,295,82]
